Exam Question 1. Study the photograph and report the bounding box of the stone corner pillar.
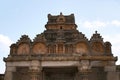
[104,66,119,80]
[4,65,16,80]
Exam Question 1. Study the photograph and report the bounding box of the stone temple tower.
[4,13,119,80]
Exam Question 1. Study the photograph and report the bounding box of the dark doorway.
[43,67,77,80]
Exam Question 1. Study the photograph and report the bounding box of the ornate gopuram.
[4,13,119,80]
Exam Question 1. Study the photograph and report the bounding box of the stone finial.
[95,31,98,34]
[90,31,103,42]
[48,14,51,18]
[60,12,63,15]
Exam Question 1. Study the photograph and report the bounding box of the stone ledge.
[4,56,117,62]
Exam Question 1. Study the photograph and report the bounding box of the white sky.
[0,0,120,73]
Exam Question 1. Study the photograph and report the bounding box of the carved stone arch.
[91,41,105,55]
[32,42,47,54]
[75,41,89,55]
[17,43,30,55]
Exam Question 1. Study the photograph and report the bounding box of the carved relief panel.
[32,43,47,54]
[78,60,90,71]
[91,42,104,55]
[76,42,88,55]
[17,43,30,55]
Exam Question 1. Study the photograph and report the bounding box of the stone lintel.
[42,61,78,67]
[5,61,78,67]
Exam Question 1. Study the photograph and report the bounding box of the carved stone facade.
[3,13,119,80]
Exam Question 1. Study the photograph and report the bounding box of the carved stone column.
[29,69,42,80]
[29,60,42,80]
[80,71,89,80]
[77,60,91,80]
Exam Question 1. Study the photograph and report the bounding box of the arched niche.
[48,44,56,54]
[17,43,30,55]
[65,44,73,54]
[91,42,104,55]
[75,42,89,55]
[32,43,47,54]
[58,44,64,54]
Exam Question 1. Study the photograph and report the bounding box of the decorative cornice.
[4,55,117,62]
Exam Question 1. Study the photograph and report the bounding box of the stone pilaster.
[63,45,64,53]
[56,44,58,53]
